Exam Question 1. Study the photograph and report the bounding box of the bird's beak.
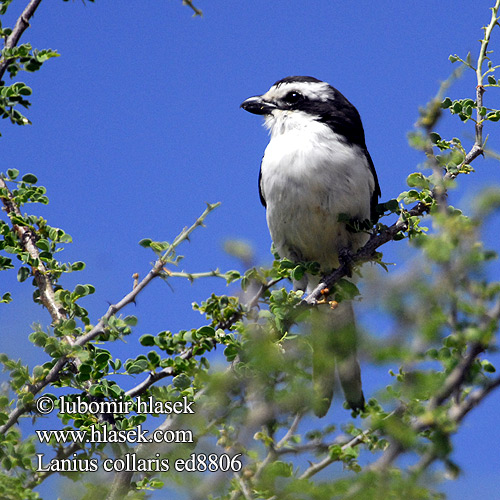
[240,96,277,115]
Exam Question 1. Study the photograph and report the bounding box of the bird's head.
[241,76,334,115]
[241,76,365,145]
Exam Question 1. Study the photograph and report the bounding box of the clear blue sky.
[1,1,500,498]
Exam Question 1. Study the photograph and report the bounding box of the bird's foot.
[316,287,338,309]
[315,286,330,304]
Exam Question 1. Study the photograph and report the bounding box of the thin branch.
[409,375,500,477]
[249,412,304,486]
[477,1,500,88]
[125,346,193,399]
[373,374,500,476]
[0,0,43,82]
[126,274,287,401]
[166,269,228,281]
[410,450,438,476]
[299,429,370,480]
[275,440,333,456]
[469,0,500,158]
[0,258,165,435]
[371,299,500,471]
[427,341,485,411]
[298,406,402,481]
[0,176,66,324]
[78,203,221,350]
[233,474,253,500]
[448,374,500,423]
[276,412,303,448]
[75,260,166,346]
[0,204,219,434]
[164,202,220,260]
[182,0,202,17]
[247,277,284,309]
[372,298,500,471]
[369,441,404,472]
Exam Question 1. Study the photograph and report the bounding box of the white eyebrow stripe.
[263,81,334,102]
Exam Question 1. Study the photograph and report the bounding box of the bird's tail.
[311,300,364,417]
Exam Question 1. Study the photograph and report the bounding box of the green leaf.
[108,384,122,398]
[452,101,463,114]
[18,85,32,96]
[21,173,37,184]
[6,168,19,180]
[196,325,215,337]
[267,460,293,477]
[407,172,430,189]
[35,239,50,252]
[147,350,161,366]
[173,373,191,390]
[138,238,152,248]
[126,359,149,374]
[110,358,122,371]
[139,334,156,346]
[429,132,441,143]
[329,444,342,460]
[291,265,305,281]
[124,315,138,326]
[487,111,500,122]
[17,267,30,282]
[74,284,87,296]
[70,261,86,271]
[482,360,496,373]
[95,352,111,367]
[441,97,452,109]
[224,344,239,362]
[334,279,360,301]
[72,284,95,298]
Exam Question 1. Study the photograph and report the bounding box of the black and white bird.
[241,76,380,416]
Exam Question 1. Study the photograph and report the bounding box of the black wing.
[365,149,381,222]
[258,161,266,207]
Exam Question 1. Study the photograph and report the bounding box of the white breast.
[261,110,374,271]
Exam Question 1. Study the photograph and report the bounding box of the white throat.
[264,109,322,140]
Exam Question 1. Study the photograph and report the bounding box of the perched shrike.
[241,76,381,416]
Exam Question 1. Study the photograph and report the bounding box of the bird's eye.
[283,91,303,104]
